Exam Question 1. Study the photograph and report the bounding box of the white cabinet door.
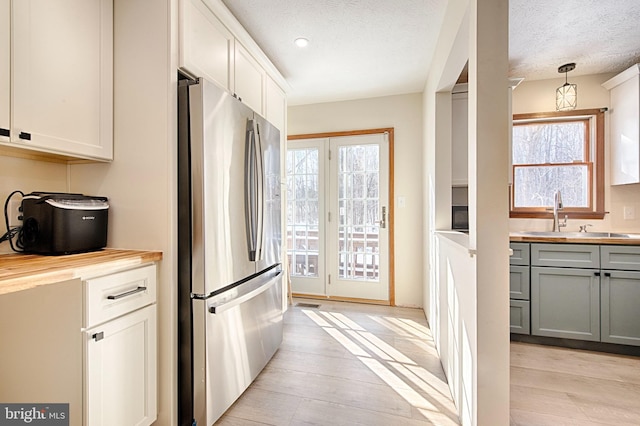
[604,65,640,185]
[265,76,286,133]
[86,304,157,426]
[11,0,113,160]
[179,0,234,90]
[451,91,468,186]
[0,0,9,141]
[234,42,265,114]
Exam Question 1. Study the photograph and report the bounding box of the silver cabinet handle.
[107,286,147,300]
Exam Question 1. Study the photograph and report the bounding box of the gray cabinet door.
[510,243,530,266]
[510,300,530,335]
[531,267,600,341]
[531,244,600,268]
[601,270,640,346]
[510,265,530,300]
[601,246,640,271]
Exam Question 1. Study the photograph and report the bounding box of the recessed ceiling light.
[294,37,309,48]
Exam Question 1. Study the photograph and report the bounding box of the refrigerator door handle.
[208,270,283,314]
[245,119,259,261]
[255,122,265,261]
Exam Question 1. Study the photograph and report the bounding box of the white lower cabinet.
[84,263,158,426]
[86,305,157,426]
[0,262,158,426]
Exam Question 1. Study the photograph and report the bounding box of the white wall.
[423,0,510,424]
[511,73,640,233]
[288,93,424,307]
[0,157,68,254]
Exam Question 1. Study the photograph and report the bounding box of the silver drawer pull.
[107,286,147,300]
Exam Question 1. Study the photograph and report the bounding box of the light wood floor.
[216,298,460,425]
[510,341,640,425]
[216,299,640,425]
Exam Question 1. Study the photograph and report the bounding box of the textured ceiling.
[221,0,640,106]
[509,0,640,81]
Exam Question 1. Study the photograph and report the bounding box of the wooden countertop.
[510,233,640,245]
[0,249,163,296]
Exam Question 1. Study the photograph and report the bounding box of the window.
[510,109,605,219]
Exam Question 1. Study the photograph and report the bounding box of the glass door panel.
[329,133,389,301]
[286,139,326,295]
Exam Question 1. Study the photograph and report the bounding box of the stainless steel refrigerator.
[178,77,283,426]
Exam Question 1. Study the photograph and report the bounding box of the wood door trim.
[288,128,396,306]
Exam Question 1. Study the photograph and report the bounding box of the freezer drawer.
[193,268,284,425]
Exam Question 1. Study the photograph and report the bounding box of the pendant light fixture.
[556,63,577,111]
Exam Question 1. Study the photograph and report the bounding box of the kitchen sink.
[513,231,639,238]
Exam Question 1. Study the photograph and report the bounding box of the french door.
[286,132,390,302]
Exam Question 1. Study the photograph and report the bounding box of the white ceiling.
[221,0,640,106]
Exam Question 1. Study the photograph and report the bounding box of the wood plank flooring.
[215,298,640,425]
[510,341,640,425]
[216,298,460,425]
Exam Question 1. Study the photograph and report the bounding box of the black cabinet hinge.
[19,132,31,140]
[0,128,9,137]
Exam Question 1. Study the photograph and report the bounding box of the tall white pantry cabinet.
[0,0,113,161]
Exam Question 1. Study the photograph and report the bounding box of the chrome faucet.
[552,190,567,232]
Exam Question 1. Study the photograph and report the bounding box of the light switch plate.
[398,196,406,208]
[623,206,636,220]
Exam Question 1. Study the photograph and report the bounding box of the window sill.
[510,211,607,220]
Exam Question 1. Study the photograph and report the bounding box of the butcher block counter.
[510,232,640,245]
[0,248,163,296]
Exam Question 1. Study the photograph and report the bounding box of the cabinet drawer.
[510,300,530,335]
[601,246,640,271]
[510,243,530,265]
[510,265,530,300]
[531,243,600,268]
[85,264,157,327]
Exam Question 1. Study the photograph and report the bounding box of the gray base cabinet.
[513,242,640,347]
[531,266,600,342]
[601,270,640,346]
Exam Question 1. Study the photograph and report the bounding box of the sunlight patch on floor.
[300,308,459,424]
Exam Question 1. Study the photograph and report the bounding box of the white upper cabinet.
[179,0,234,91]
[265,75,286,133]
[603,64,640,185]
[9,0,113,160]
[178,0,287,123]
[451,86,468,187]
[0,0,10,141]
[234,42,265,114]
